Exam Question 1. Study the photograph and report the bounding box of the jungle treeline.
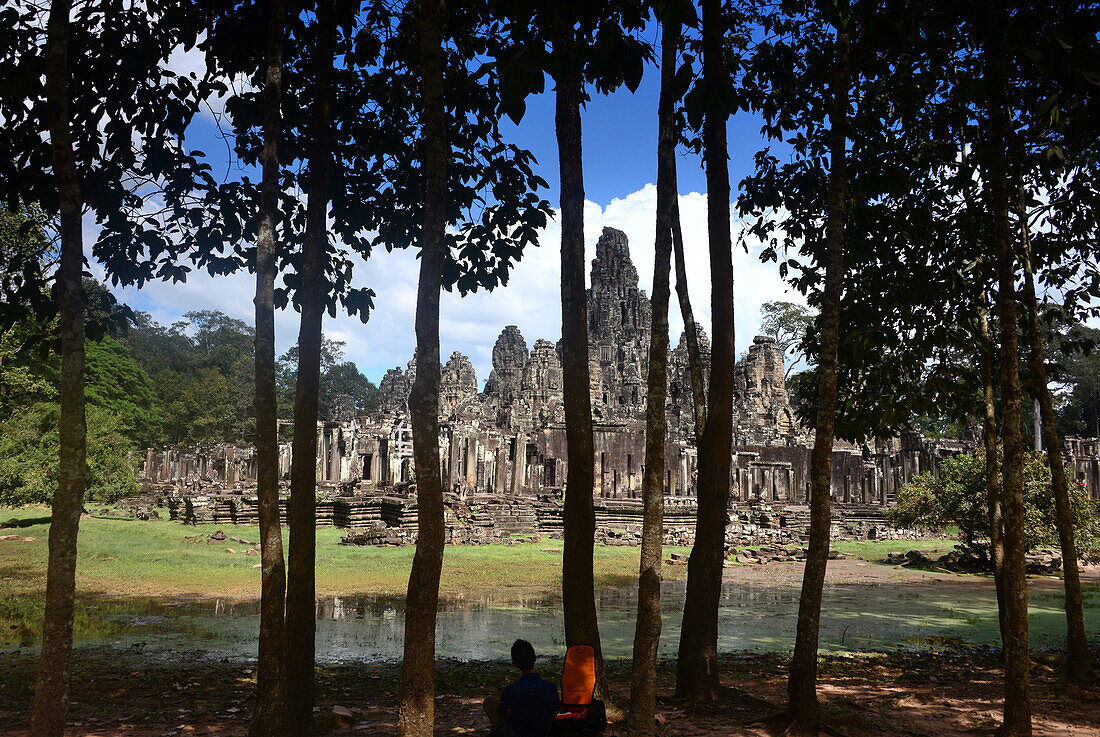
[0,264,379,506]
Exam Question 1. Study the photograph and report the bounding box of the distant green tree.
[123,310,255,444]
[323,361,379,417]
[123,312,195,379]
[1,307,156,448]
[892,450,1100,562]
[277,338,377,420]
[0,403,138,506]
[1056,325,1100,439]
[0,321,55,419]
[157,367,240,444]
[758,301,814,379]
[278,336,345,376]
[186,310,255,376]
[83,337,161,447]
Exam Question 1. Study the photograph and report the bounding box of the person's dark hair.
[511,639,536,671]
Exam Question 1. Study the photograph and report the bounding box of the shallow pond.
[25,566,1099,662]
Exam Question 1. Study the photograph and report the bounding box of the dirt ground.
[2,645,1099,737]
[3,559,1099,735]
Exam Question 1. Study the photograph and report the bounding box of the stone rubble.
[885,546,1068,575]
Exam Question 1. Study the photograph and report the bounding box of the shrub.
[891,449,1100,562]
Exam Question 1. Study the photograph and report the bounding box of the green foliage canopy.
[758,300,813,378]
[84,337,162,447]
[1056,324,1100,439]
[277,338,379,421]
[0,403,138,507]
[891,449,1100,562]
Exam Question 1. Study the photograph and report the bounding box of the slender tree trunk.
[985,43,1032,737]
[554,13,607,700]
[978,299,1008,646]
[959,105,1007,650]
[1017,197,1092,683]
[285,1,336,731]
[627,17,678,735]
[31,3,86,735]
[250,0,288,734]
[672,198,706,442]
[786,26,849,734]
[396,1,447,734]
[675,0,735,704]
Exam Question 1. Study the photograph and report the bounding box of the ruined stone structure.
[586,227,652,422]
[141,227,1100,544]
[378,364,412,414]
[440,352,478,417]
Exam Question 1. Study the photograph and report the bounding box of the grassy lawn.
[1,504,965,643]
[726,537,959,562]
[0,505,692,602]
[0,505,960,603]
[831,537,958,560]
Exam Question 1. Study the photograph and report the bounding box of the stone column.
[465,436,477,491]
[495,439,506,494]
[510,435,521,496]
[328,429,335,482]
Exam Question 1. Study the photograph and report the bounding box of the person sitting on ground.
[483,639,560,737]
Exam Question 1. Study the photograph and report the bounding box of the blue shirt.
[498,671,560,737]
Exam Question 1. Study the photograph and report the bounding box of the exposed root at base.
[750,709,851,737]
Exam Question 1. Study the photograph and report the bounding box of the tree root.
[749,709,850,737]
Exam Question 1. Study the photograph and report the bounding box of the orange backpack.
[555,644,597,721]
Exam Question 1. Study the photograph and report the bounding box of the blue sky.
[500,71,769,205]
[98,41,805,386]
[175,51,772,209]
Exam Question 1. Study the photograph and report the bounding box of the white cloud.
[92,184,804,384]
[164,36,252,123]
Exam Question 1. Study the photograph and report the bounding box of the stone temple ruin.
[140,227,1100,549]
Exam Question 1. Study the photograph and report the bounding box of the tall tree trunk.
[554,13,607,699]
[1017,197,1092,683]
[675,0,735,704]
[250,0,288,734]
[786,26,848,734]
[31,2,86,735]
[672,198,706,442]
[985,43,1032,737]
[627,17,678,735]
[285,0,336,730]
[396,1,447,734]
[960,105,1007,651]
[978,299,1008,647]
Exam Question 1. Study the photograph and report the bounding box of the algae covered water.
[16,563,1097,662]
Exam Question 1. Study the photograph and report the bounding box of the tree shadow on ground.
[1,647,1099,737]
[0,516,50,528]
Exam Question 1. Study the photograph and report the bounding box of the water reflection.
[14,577,1085,662]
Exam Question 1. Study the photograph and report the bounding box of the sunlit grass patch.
[0,505,691,602]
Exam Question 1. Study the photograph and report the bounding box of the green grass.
[726,537,958,563]
[0,505,698,644]
[0,505,691,601]
[1,506,960,601]
[831,537,958,560]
